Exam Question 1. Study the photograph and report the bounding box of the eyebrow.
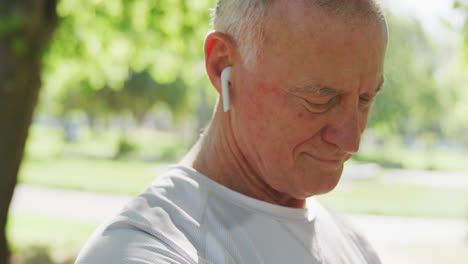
[375,77,385,93]
[292,85,340,97]
[293,76,386,96]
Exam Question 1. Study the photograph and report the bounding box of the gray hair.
[211,0,270,66]
[211,0,384,66]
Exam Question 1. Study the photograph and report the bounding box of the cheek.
[235,82,277,142]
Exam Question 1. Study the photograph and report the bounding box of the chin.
[312,180,340,196]
[300,165,344,197]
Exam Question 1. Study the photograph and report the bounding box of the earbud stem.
[221,66,232,112]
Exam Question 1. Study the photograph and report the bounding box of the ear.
[204,31,238,95]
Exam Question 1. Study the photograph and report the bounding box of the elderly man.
[76,0,387,263]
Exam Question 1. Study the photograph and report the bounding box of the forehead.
[264,1,387,45]
[257,1,387,91]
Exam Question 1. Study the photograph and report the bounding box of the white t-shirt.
[76,165,381,264]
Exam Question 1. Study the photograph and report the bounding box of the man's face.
[230,2,387,199]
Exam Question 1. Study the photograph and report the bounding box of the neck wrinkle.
[189,106,305,208]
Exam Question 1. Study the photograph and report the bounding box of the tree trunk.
[0,0,58,262]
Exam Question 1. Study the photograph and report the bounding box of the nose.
[321,107,362,154]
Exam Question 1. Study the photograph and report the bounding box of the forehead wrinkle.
[295,76,384,97]
[292,84,340,97]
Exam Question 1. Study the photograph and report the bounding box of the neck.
[180,104,306,208]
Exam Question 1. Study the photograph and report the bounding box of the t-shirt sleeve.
[75,222,192,264]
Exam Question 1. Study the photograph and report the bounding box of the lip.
[304,153,345,164]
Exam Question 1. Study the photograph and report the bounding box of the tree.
[41,0,214,120]
[450,0,468,144]
[120,70,190,125]
[368,15,442,138]
[455,1,468,45]
[0,0,58,262]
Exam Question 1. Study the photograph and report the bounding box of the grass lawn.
[317,176,468,219]
[19,157,170,195]
[353,144,468,171]
[19,124,186,195]
[7,213,98,263]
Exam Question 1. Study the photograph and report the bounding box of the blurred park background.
[2,0,468,263]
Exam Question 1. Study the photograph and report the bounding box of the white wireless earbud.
[221,66,232,112]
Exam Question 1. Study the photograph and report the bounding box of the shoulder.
[76,166,209,264]
[75,220,193,264]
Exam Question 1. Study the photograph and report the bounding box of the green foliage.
[454,0,468,11]
[455,1,468,59]
[114,138,137,159]
[41,0,215,121]
[460,8,468,65]
[22,246,56,264]
[0,15,23,35]
[7,214,96,263]
[121,70,190,122]
[368,15,442,137]
[55,69,192,124]
[449,1,468,144]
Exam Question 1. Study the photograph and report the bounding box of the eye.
[359,96,374,106]
[306,101,330,112]
[303,96,340,113]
